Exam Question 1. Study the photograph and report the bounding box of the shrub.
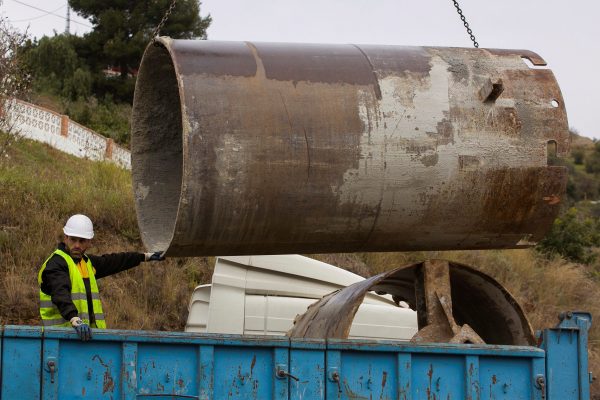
[64,96,131,145]
[585,142,600,174]
[572,148,585,165]
[537,207,600,264]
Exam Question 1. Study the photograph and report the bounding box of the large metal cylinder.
[132,38,569,256]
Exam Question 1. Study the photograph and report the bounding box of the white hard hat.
[63,214,94,239]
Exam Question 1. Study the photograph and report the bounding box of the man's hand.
[70,316,92,341]
[145,251,166,262]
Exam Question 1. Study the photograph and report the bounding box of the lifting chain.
[152,0,178,40]
[451,0,479,48]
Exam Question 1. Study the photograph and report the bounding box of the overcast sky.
[2,0,598,139]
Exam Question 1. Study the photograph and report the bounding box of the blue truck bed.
[0,312,591,399]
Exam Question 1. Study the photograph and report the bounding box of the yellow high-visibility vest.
[38,249,106,328]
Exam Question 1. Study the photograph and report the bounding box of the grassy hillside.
[2,136,600,394]
[0,138,212,329]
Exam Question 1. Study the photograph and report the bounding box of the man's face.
[64,235,91,258]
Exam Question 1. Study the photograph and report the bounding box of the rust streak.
[250,355,256,376]
[103,370,115,394]
[302,126,312,179]
[362,194,383,249]
[427,364,434,400]
[352,44,382,100]
[279,91,294,139]
[380,371,388,400]
[343,379,369,400]
[92,355,115,394]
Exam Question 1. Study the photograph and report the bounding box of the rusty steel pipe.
[132,38,569,256]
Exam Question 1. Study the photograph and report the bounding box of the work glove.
[70,316,92,341]
[145,251,166,262]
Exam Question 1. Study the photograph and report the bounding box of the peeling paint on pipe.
[131,38,569,256]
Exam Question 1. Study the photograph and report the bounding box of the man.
[38,214,165,341]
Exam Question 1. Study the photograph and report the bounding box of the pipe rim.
[131,39,184,253]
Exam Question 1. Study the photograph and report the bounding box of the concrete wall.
[4,99,131,169]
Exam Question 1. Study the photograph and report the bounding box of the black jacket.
[40,242,145,322]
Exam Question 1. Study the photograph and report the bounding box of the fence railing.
[3,98,131,169]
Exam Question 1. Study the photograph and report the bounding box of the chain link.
[451,0,479,48]
[152,0,178,39]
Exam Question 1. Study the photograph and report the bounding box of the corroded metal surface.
[287,260,535,346]
[131,38,569,256]
[411,260,484,344]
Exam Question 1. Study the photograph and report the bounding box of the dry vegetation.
[2,138,600,393]
[0,139,212,330]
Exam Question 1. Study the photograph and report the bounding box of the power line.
[10,0,92,28]
[8,4,65,23]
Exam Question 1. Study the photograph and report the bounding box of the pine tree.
[69,0,211,100]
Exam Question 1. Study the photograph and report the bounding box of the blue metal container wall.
[479,357,538,399]
[542,312,592,400]
[1,326,43,400]
[412,354,466,399]
[137,343,199,396]
[38,329,290,400]
[326,340,546,400]
[290,340,326,400]
[329,350,400,398]
[0,323,590,399]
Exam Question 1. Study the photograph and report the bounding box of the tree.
[0,8,30,155]
[24,34,92,100]
[69,0,211,101]
[537,207,600,264]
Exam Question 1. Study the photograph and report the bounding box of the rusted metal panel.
[287,260,535,346]
[131,38,569,256]
[411,260,484,344]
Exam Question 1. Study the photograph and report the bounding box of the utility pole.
[65,4,71,35]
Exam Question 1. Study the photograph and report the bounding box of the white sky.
[2,0,599,139]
